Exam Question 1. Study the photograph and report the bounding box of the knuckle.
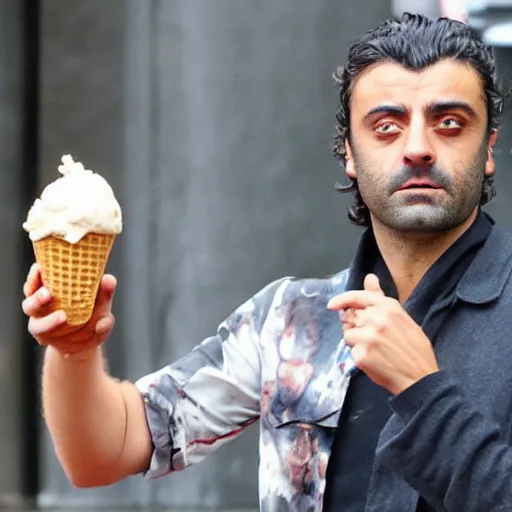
[389,298,402,311]
[28,312,62,340]
[366,328,379,346]
[38,288,50,301]
[27,318,42,338]
[26,269,36,286]
[344,329,360,347]
[351,345,368,365]
[343,329,354,344]
[22,296,36,316]
[374,313,387,332]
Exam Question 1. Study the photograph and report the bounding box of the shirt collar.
[456,222,512,304]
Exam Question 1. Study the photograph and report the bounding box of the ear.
[485,130,498,177]
[345,139,356,179]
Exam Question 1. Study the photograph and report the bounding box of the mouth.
[397,181,443,191]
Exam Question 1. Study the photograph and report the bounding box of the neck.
[372,210,479,303]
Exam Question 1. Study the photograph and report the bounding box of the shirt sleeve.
[378,370,512,511]
[134,277,289,479]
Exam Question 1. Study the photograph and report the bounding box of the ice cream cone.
[23,155,122,327]
[33,233,116,325]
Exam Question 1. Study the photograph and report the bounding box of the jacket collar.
[456,225,512,304]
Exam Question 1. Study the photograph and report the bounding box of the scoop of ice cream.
[23,155,123,243]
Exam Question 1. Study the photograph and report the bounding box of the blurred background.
[2,0,512,510]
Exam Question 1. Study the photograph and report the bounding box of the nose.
[403,122,436,167]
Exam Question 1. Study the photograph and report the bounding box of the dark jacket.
[366,224,512,511]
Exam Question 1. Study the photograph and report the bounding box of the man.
[22,12,512,512]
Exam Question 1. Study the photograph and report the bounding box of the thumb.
[94,274,117,315]
[364,273,384,295]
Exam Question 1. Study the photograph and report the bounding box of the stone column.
[0,0,31,507]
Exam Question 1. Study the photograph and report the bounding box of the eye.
[375,122,400,135]
[438,117,463,130]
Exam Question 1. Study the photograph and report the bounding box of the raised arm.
[23,265,152,487]
[23,263,284,486]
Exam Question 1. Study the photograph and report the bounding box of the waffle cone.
[33,233,116,325]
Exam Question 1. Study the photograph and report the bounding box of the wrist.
[389,371,451,424]
[47,344,100,362]
[389,369,440,396]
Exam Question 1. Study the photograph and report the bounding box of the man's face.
[345,59,497,233]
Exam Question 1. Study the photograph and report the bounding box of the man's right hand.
[22,263,117,355]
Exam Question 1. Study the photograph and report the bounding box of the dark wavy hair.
[333,12,506,226]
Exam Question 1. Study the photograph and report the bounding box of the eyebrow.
[363,101,479,121]
[428,101,478,119]
[364,104,408,120]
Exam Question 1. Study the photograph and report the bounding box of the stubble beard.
[353,143,488,234]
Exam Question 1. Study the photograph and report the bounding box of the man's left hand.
[327,274,440,395]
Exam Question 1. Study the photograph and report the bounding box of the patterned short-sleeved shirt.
[135,269,355,511]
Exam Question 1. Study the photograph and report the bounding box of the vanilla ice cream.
[23,155,122,243]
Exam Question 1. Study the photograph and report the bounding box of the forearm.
[42,345,131,487]
[379,371,512,511]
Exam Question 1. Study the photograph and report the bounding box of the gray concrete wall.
[481,46,512,225]
[35,0,393,509]
[392,0,441,16]
[0,0,507,510]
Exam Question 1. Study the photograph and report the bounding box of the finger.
[327,290,386,311]
[23,263,42,298]
[343,326,378,347]
[95,313,115,335]
[49,324,98,343]
[40,321,85,339]
[93,275,117,315]
[351,307,387,331]
[28,310,67,338]
[364,274,384,295]
[21,286,52,317]
[350,343,369,367]
[51,340,100,357]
